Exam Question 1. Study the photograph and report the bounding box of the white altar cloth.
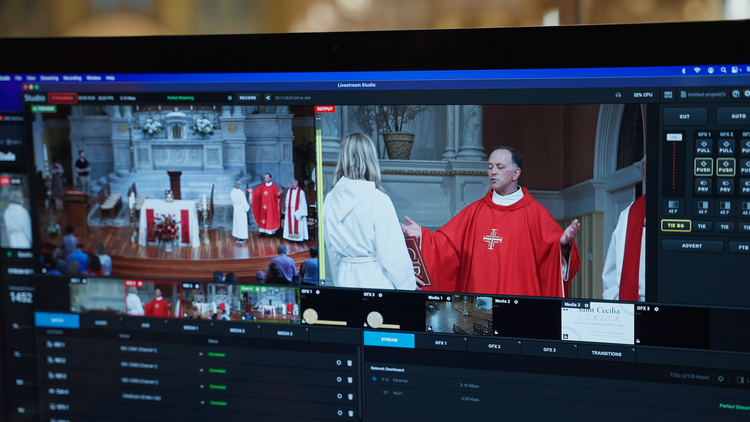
[138,199,201,248]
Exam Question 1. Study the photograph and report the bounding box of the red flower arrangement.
[151,213,179,241]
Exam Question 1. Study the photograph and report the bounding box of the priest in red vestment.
[143,288,172,317]
[401,147,581,298]
[250,173,282,237]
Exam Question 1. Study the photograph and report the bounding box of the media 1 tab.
[717,179,734,195]
[717,139,736,156]
[123,317,169,332]
[716,200,735,217]
[693,199,713,216]
[694,178,712,195]
[168,319,213,335]
[694,158,713,177]
[415,334,467,351]
[741,159,750,175]
[467,338,522,355]
[741,139,750,156]
[79,314,122,330]
[694,139,712,156]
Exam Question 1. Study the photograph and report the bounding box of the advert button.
[315,105,336,113]
[48,92,77,104]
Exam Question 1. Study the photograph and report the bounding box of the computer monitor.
[1,21,749,421]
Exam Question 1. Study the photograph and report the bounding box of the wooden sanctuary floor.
[39,203,315,282]
[425,301,492,334]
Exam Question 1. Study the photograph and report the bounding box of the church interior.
[318,103,646,300]
[34,104,317,282]
[426,295,494,335]
[240,286,300,323]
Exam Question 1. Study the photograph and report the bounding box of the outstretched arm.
[400,216,422,240]
[560,219,581,262]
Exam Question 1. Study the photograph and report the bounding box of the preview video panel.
[29,103,319,285]
[315,104,648,302]
[1,173,32,250]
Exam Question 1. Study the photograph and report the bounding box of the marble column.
[244,105,258,115]
[442,105,458,159]
[122,105,133,119]
[112,106,122,118]
[232,106,244,117]
[277,105,291,114]
[221,105,232,117]
[319,107,342,156]
[455,105,487,161]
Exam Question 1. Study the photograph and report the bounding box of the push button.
[695,178,712,194]
[717,158,736,177]
[717,179,734,194]
[695,139,712,156]
[739,222,750,233]
[694,158,713,176]
[661,219,691,232]
[716,222,736,233]
[717,139,736,156]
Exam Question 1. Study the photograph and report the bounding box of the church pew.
[99,182,122,220]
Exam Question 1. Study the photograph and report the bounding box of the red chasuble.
[252,183,281,232]
[144,298,171,317]
[420,188,580,297]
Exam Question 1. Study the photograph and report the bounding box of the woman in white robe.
[323,133,417,290]
[230,179,249,243]
[3,189,32,249]
[282,179,309,242]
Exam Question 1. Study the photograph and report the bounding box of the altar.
[138,198,201,248]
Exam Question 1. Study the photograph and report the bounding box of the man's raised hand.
[400,216,422,240]
[560,218,581,246]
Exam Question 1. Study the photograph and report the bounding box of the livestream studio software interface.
[0,64,749,421]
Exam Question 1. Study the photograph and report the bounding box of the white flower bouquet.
[142,118,162,135]
[192,116,215,137]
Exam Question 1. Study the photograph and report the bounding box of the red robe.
[421,188,580,297]
[144,298,171,317]
[252,182,281,232]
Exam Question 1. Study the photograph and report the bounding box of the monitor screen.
[1,22,749,421]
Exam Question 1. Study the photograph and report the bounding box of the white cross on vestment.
[483,229,503,250]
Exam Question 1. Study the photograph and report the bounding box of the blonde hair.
[9,189,24,205]
[332,133,383,191]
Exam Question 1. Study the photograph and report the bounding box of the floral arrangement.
[142,118,162,136]
[151,214,179,241]
[192,116,215,137]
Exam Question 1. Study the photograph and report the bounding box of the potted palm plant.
[352,105,429,160]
